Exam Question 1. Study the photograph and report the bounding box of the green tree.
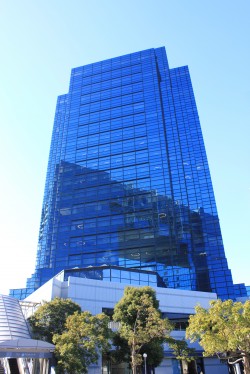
[142,340,165,371]
[113,286,173,374]
[166,337,196,374]
[53,311,111,374]
[111,332,164,371]
[111,333,130,366]
[28,297,81,343]
[186,299,250,374]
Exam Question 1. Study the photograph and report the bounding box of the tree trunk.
[188,360,198,374]
[181,359,189,374]
[243,356,250,374]
[131,345,137,374]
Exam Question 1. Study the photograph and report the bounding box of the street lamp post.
[143,353,147,374]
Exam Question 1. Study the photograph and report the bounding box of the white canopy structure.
[0,295,55,373]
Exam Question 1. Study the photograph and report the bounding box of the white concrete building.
[24,267,230,374]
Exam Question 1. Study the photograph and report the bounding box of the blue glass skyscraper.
[10,47,245,300]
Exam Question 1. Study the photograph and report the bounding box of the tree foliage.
[28,298,111,374]
[166,337,196,362]
[53,311,111,374]
[142,340,165,369]
[111,332,164,370]
[28,297,81,343]
[111,333,130,365]
[113,286,173,374]
[186,299,250,373]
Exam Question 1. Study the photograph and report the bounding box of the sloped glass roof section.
[0,295,54,358]
[0,295,30,341]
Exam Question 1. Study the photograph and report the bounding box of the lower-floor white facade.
[25,271,230,374]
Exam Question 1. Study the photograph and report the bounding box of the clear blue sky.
[0,1,249,296]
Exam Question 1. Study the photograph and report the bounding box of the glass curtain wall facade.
[10,47,243,300]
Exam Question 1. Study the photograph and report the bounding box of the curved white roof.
[0,295,54,356]
[0,338,54,351]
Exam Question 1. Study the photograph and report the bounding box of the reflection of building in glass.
[59,265,165,288]
[10,47,246,300]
